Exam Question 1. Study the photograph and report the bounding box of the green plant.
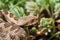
[0,0,60,40]
[48,31,60,40]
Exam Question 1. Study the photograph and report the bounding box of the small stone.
[45,32,48,35]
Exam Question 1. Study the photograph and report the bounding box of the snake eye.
[14,17,18,21]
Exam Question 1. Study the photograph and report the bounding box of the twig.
[48,31,60,40]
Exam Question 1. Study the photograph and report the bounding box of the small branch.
[46,8,51,17]
[48,31,60,40]
[38,7,44,24]
[25,27,30,40]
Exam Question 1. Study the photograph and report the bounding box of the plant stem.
[48,31,60,40]
[51,7,56,35]
[25,27,29,40]
[38,7,44,24]
[51,8,53,18]
[15,0,25,6]
[46,8,51,17]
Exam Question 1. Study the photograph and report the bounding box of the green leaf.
[9,3,25,18]
[49,0,56,7]
[9,4,20,17]
[54,3,60,12]
[36,0,49,7]
[31,27,37,35]
[54,11,59,19]
[15,0,25,6]
[0,0,5,9]
[40,18,53,27]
